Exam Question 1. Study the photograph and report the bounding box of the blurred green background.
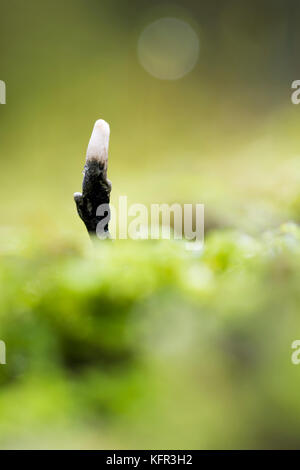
[1,0,300,449]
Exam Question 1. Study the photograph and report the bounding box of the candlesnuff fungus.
[74,119,112,238]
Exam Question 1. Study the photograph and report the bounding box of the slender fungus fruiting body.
[74,120,112,238]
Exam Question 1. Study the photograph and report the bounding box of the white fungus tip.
[86,119,110,163]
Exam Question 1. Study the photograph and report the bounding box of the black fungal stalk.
[74,120,112,238]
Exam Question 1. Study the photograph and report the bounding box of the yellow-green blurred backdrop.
[1,0,300,237]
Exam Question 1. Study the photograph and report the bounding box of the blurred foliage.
[0,225,300,448]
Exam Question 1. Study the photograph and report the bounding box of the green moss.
[0,225,300,448]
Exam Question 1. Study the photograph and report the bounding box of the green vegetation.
[0,224,300,448]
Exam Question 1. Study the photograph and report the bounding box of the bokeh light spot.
[138,17,200,80]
